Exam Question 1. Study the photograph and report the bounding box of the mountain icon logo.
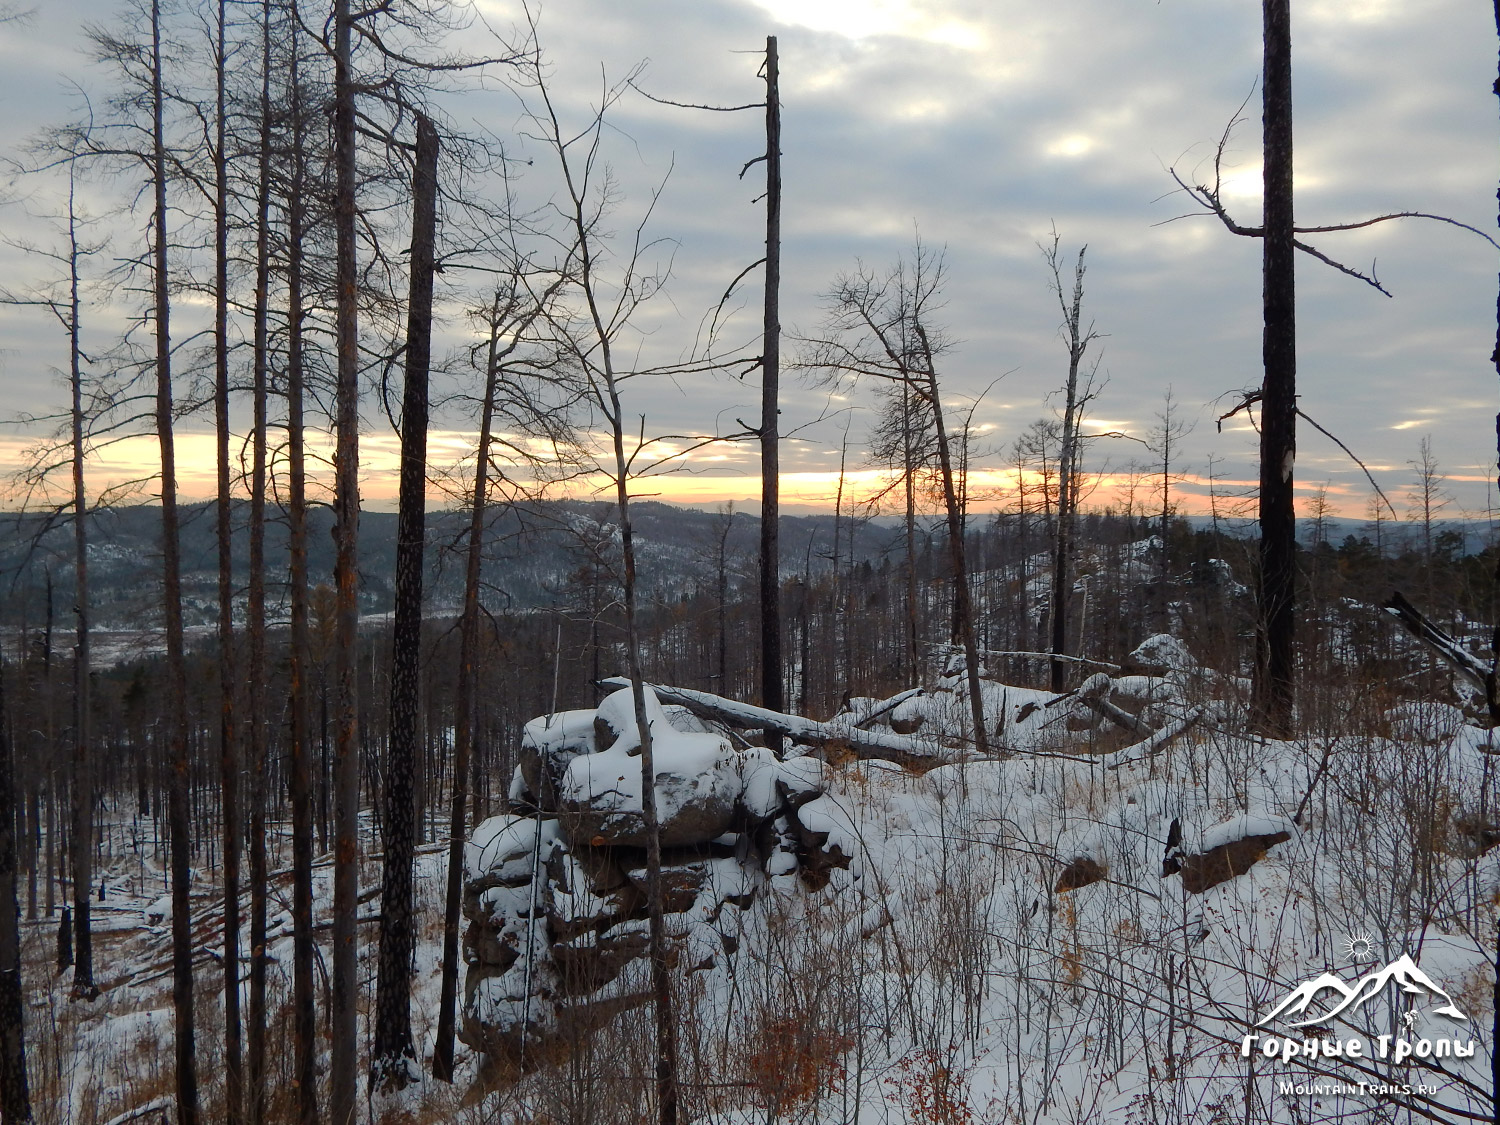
[1257,954,1468,1028]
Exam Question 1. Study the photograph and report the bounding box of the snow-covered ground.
[19,638,1500,1124]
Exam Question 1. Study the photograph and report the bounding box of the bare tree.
[206,4,243,1116]
[0,664,30,1124]
[868,379,936,684]
[329,0,362,1116]
[282,13,319,1118]
[759,36,783,740]
[806,239,989,755]
[243,3,275,1120]
[522,43,693,1120]
[372,110,438,1095]
[1169,2,1496,734]
[1147,387,1194,631]
[1040,233,1103,692]
[144,0,199,1115]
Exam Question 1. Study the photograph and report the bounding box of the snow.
[558,691,740,824]
[522,708,596,755]
[1199,812,1299,852]
[464,814,560,886]
[27,642,1500,1125]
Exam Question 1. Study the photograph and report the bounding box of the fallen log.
[852,687,925,730]
[595,678,984,768]
[1046,672,1152,735]
[1103,706,1204,769]
[1382,590,1490,694]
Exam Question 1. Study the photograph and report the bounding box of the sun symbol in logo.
[1342,933,1375,962]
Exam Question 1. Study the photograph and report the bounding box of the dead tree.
[145,0,199,1116]
[0,666,30,1125]
[329,0,361,1117]
[1256,0,1296,738]
[208,3,243,1115]
[760,36,783,742]
[804,241,990,755]
[283,19,319,1120]
[527,47,681,1122]
[432,271,572,1079]
[432,291,508,1082]
[372,111,438,1095]
[1170,1,1496,736]
[1040,234,1103,692]
[243,2,274,1120]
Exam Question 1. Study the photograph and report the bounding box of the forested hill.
[0,499,907,628]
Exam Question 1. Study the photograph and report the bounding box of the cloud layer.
[0,0,1494,521]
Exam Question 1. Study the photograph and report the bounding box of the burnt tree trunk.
[330,0,362,1117]
[372,112,438,1094]
[65,155,96,1005]
[1252,0,1297,737]
[1044,240,1094,694]
[210,4,243,1117]
[284,28,318,1121]
[760,36,783,741]
[243,3,273,1121]
[151,0,199,1116]
[922,357,988,757]
[1487,4,1500,1115]
[0,668,31,1125]
[433,292,507,1082]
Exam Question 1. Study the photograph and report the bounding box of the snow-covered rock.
[462,684,836,1070]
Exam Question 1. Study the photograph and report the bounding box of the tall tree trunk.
[285,25,319,1120]
[919,346,988,757]
[330,0,362,1116]
[903,389,919,685]
[0,666,31,1125]
[244,4,274,1121]
[151,2,199,1118]
[372,112,437,1094]
[565,150,680,1125]
[760,36,782,742]
[1487,3,1500,1116]
[1253,0,1297,737]
[434,290,506,1081]
[65,156,96,1004]
[211,4,243,1118]
[1048,246,1088,694]
[611,427,678,1125]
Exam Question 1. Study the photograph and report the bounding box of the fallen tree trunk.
[596,679,981,769]
[1046,672,1153,735]
[1103,706,1204,769]
[1382,591,1490,694]
[852,688,924,730]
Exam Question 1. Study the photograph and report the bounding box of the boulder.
[517,710,596,812]
[551,920,653,995]
[1176,831,1290,894]
[557,688,742,849]
[623,860,709,914]
[1054,856,1108,893]
[1123,634,1196,677]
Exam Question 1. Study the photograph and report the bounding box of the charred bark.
[759,36,783,751]
[372,113,438,1094]
[150,0,199,1116]
[330,0,362,1116]
[1252,0,1298,737]
[0,668,31,1124]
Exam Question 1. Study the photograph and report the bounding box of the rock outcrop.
[460,685,833,1071]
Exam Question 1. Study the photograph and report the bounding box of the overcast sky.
[0,0,1495,522]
